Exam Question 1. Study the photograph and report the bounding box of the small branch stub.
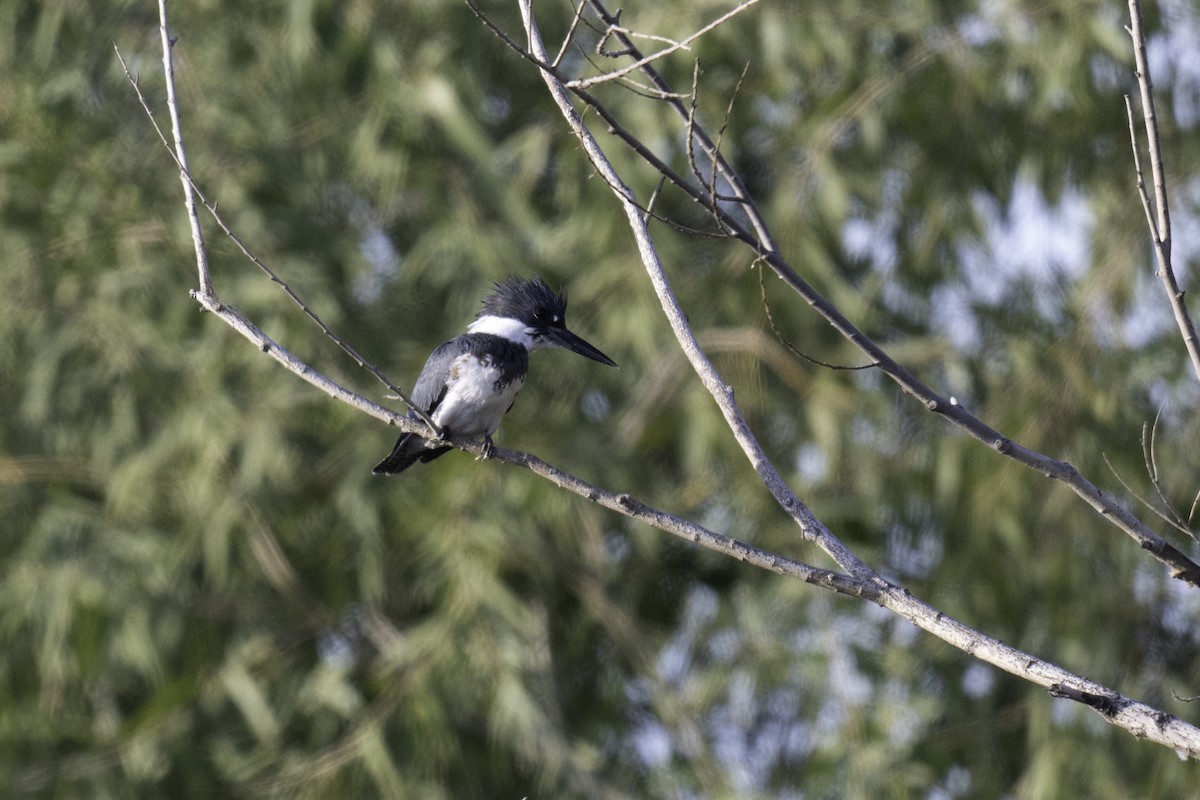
[1049,683,1124,718]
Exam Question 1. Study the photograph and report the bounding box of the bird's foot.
[477,435,495,461]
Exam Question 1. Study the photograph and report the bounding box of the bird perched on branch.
[373,276,617,475]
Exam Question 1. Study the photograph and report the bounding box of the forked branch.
[119,23,435,431]
[516,0,1200,759]
[494,0,1200,586]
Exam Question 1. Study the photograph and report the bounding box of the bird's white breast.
[431,353,525,439]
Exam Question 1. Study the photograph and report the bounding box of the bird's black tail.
[372,433,452,475]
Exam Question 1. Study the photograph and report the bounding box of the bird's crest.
[477,276,567,326]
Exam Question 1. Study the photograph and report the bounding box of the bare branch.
[876,594,1200,759]
[155,1,211,296]
[189,292,421,433]
[513,0,1200,756]
[1126,0,1200,384]
[1126,3,1171,249]
[1103,451,1193,538]
[755,263,874,371]
[1132,411,1198,541]
[545,0,1200,587]
[1144,410,1193,535]
[1125,95,1161,245]
[596,19,696,53]
[521,0,876,582]
[551,0,587,69]
[585,0,778,248]
[643,175,665,225]
[123,25,436,431]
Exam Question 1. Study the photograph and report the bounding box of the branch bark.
[157,0,210,296]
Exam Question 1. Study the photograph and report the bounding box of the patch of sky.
[1150,0,1200,128]
[961,662,996,698]
[353,225,402,304]
[323,183,403,304]
[885,515,945,580]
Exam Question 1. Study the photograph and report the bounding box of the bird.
[372,276,618,475]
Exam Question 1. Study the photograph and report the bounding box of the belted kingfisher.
[373,276,617,475]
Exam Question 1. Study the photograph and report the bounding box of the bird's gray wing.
[409,339,462,416]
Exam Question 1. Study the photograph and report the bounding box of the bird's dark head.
[471,276,617,367]
[478,276,567,328]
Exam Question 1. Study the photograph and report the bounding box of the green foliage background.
[2,0,1199,797]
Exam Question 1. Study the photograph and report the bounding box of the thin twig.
[585,0,778,248]
[155,2,211,296]
[567,0,760,90]
[714,61,751,179]
[115,43,436,431]
[1138,410,1197,540]
[465,1,736,242]
[1125,96,1161,245]
[756,263,873,371]
[593,8,633,57]
[643,175,666,225]
[189,292,424,432]
[684,61,703,186]
[551,0,587,69]
[1144,410,1188,530]
[1103,452,1193,538]
[1126,0,1200,384]
[682,61,734,234]
[1126,4,1172,251]
[601,25,690,52]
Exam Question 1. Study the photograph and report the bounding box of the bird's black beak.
[542,326,618,367]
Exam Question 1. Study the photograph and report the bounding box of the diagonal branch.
[520,0,875,582]
[517,0,1200,757]
[497,0,1200,586]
